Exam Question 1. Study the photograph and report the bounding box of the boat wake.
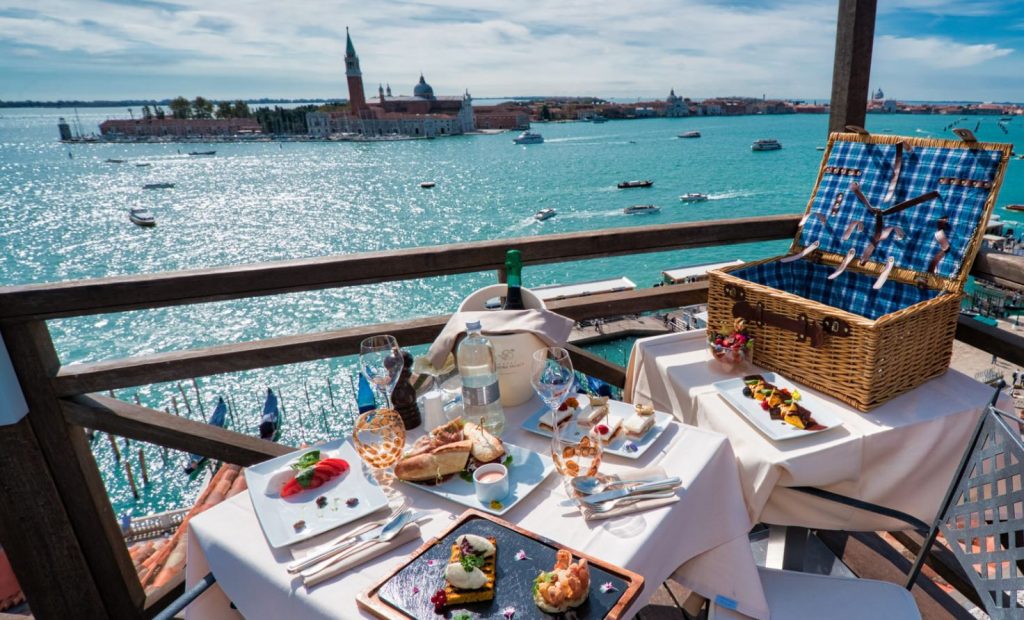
[707,189,762,201]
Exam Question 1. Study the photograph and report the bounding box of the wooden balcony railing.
[1,212,1023,618]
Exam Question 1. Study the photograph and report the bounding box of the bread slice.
[463,422,505,463]
[444,537,497,605]
[394,440,471,482]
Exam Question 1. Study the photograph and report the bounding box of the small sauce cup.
[473,463,509,504]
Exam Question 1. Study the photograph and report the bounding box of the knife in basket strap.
[732,301,850,347]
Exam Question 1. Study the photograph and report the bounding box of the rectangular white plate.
[400,442,554,516]
[713,373,844,441]
[521,397,674,459]
[244,438,390,548]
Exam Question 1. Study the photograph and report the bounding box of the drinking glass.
[530,348,602,481]
[352,407,406,470]
[360,335,403,408]
[529,347,575,412]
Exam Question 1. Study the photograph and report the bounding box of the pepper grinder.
[391,350,422,429]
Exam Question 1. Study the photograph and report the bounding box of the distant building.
[307,29,475,138]
[474,105,530,130]
[665,89,688,117]
[98,117,261,138]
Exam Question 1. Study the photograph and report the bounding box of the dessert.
[443,534,497,605]
[591,415,622,443]
[741,375,825,431]
[708,318,754,371]
[539,404,573,430]
[278,450,350,498]
[578,396,609,425]
[533,549,590,613]
[623,403,656,437]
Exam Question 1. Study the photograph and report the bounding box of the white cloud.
[874,34,1013,69]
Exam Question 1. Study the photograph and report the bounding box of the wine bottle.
[501,249,525,310]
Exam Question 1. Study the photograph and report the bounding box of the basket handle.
[732,301,851,348]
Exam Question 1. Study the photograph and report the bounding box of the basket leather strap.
[732,301,827,348]
[852,182,941,264]
[928,217,952,274]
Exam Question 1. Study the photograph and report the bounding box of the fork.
[581,490,677,515]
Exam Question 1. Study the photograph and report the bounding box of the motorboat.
[1006,204,1024,213]
[105,158,126,163]
[188,150,216,156]
[816,146,826,151]
[513,131,544,144]
[751,139,782,151]
[135,163,152,167]
[618,180,654,189]
[143,182,175,189]
[624,204,660,215]
[419,181,436,188]
[534,208,557,221]
[128,207,155,227]
[679,193,709,203]
[678,131,701,138]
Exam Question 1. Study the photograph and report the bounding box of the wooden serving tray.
[357,509,644,619]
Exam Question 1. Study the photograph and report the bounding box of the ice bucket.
[457,285,548,407]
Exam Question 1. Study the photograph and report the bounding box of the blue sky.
[1,0,1023,102]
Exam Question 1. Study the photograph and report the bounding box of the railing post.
[1,321,144,618]
[828,0,877,133]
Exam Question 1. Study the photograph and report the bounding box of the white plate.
[400,442,554,516]
[521,398,674,459]
[713,373,843,441]
[243,439,390,548]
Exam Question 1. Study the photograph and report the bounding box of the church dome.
[414,74,434,99]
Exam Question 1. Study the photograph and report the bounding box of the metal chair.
[151,572,216,620]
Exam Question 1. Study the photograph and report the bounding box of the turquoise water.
[3,108,1023,516]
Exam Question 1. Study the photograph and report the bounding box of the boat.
[591,116,607,123]
[679,193,709,203]
[184,397,228,478]
[751,139,782,151]
[624,204,660,215]
[816,146,826,151]
[512,131,544,145]
[105,158,127,163]
[128,207,156,227]
[135,163,152,167]
[258,388,282,442]
[143,182,175,189]
[1007,205,1024,213]
[618,180,654,189]
[534,208,557,221]
[419,181,436,188]
[188,150,216,156]
[678,131,701,138]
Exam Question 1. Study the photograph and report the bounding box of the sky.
[2,0,1024,102]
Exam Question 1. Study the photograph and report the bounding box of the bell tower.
[345,27,367,113]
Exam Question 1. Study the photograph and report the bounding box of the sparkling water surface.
[3,107,1022,516]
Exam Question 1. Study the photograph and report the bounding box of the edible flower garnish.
[514,549,530,561]
[502,606,516,619]
[489,499,503,510]
[426,559,437,566]
[624,441,639,453]
[411,585,419,595]
[600,581,618,593]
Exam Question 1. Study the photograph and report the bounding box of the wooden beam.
[52,283,709,396]
[828,0,877,133]
[0,216,798,321]
[62,395,293,465]
[955,314,1024,367]
[564,343,627,388]
[0,417,110,619]
[971,250,1024,291]
[1,322,144,618]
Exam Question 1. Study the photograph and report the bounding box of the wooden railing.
[2,213,1023,619]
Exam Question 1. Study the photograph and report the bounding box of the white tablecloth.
[626,330,1013,531]
[185,398,769,619]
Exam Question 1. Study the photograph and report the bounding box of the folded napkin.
[427,309,574,368]
[577,466,681,521]
[297,523,422,589]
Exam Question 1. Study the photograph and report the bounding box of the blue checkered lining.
[732,260,942,320]
[799,140,1003,280]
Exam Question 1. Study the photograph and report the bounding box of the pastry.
[443,535,497,605]
[533,549,590,613]
[634,403,655,417]
[577,404,608,425]
[463,421,505,463]
[741,374,825,431]
[539,407,572,430]
[591,415,622,443]
[394,439,472,482]
[623,412,655,437]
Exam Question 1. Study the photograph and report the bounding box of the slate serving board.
[359,509,644,619]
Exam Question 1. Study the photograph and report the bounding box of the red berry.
[760,401,770,411]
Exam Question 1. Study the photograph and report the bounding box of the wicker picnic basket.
[707,129,1012,411]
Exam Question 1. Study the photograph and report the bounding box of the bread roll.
[463,422,505,463]
[394,439,471,482]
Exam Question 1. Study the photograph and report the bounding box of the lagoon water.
[3,106,1023,515]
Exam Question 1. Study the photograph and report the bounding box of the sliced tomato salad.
[280,453,350,498]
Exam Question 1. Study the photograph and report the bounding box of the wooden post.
[1,321,144,617]
[108,432,122,462]
[326,374,337,411]
[124,460,139,500]
[137,449,149,486]
[171,394,182,416]
[176,383,194,418]
[828,0,877,134]
[191,377,206,418]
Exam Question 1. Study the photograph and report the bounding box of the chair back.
[908,389,1024,619]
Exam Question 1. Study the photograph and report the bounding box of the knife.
[287,510,411,574]
[580,477,682,506]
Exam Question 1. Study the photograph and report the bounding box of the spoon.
[571,476,661,495]
[583,490,677,514]
[300,509,418,579]
[288,508,412,574]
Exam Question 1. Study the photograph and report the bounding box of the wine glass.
[360,335,403,409]
[530,347,575,412]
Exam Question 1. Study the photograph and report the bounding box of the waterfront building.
[98,117,261,138]
[306,29,475,139]
[474,105,531,130]
[665,89,688,117]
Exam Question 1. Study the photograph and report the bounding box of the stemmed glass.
[530,348,602,486]
[352,336,406,477]
[359,335,404,409]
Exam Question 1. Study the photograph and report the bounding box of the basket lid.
[793,131,1011,291]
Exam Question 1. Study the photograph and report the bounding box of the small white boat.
[419,181,436,188]
[143,182,175,189]
[815,146,826,151]
[752,139,782,151]
[679,193,709,203]
[678,131,701,138]
[534,208,557,221]
[128,207,155,227]
[624,204,660,215]
[513,131,544,145]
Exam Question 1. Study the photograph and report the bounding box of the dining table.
[184,395,772,619]
[625,329,1015,532]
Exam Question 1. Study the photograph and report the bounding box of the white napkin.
[577,466,681,521]
[427,309,574,368]
[296,523,422,589]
